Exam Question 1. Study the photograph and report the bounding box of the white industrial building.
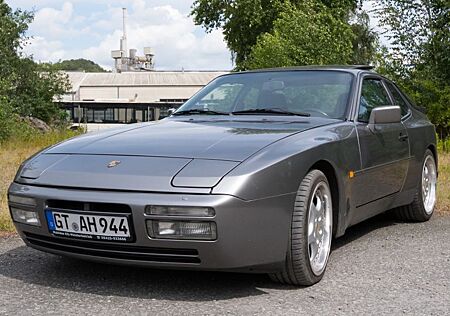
[60,71,227,125]
[58,8,228,128]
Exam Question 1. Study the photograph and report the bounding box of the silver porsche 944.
[8,66,437,286]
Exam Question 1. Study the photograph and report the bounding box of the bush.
[411,83,450,140]
[438,137,450,153]
[0,100,14,141]
[0,99,34,143]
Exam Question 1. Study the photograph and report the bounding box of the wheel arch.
[427,144,438,172]
[309,160,340,237]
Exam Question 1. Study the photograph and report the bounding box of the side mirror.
[368,106,401,132]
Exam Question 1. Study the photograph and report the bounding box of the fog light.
[145,206,215,217]
[10,207,40,226]
[8,195,36,206]
[147,220,217,240]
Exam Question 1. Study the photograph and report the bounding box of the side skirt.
[344,188,416,230]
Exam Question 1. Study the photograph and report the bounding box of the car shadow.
[0,246,289,301]
[0,212,399,301]
[332,211,399,251]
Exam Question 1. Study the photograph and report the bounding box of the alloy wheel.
[422,155,437,215]
[307,181,332,276]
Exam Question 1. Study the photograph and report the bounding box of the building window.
[135,109,143,122]
[93,109,105,122]
[159,107,173,118]
[159,99,188,103]
[61,103,167,124]
[105,108,114,122]
[73,107,81,121]
[126,108,133,123]
[87,109,94,122]
[118,108,126,123]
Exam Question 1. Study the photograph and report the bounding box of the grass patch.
[0,129,81,232]
[438,137,450,153]
[436,151,450,213]
[0,135,449,232]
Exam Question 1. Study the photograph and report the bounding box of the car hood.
[17,117,338,192]
[47,117,338,161]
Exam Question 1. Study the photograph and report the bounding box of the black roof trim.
[350,65,374,70]
[238,65,375,74]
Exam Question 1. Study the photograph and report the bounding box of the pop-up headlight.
[145,205,215,217]
[8,195,36,207]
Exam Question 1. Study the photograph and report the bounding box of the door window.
[358,79,392,122]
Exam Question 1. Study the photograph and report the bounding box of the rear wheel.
[394,149,437,222]
[269,169,333,286]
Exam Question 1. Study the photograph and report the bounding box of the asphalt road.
[0,213,449,316]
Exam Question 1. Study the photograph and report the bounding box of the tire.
[269,169,333,286]
[394,149,437,222]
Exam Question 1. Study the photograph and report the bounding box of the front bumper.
[8,183,295,273]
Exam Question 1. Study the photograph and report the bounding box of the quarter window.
[358,79,392,122]
[385,81,409,117]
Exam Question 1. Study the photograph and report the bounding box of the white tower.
[120,8,128,59]
[111,8,128,72]
[111,7,155,72]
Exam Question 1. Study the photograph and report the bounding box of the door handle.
[398,133,409,141]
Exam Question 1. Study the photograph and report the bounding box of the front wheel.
[269,169,333,286]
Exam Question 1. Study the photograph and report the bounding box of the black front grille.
[46,200,132,214]
[24,232,200,264]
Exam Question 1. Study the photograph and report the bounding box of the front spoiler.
[9,183,295,273]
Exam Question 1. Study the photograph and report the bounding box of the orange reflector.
[349,171,355,178]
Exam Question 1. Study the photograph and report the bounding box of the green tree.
[244,2,354,69]
[0,1,32,95]
[12,60,70,122]
[376,0,449,82]
[375,0,450,138]
[350,10,379,65]
[50,58,107,72]
[191,0,291,67]
[0,0,69,141]
[191,0,372,69]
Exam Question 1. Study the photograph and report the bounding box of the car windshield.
[175,71,354,119]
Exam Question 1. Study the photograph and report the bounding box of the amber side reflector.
[349,171,355,178]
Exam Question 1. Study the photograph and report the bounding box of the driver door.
[354,77,410,207]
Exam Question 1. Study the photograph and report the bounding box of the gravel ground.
[0,213,449,316]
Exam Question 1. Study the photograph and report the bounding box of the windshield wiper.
[172,109,230,116]
[231,108,311,117]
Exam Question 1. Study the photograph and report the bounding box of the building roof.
[65,71,228,90]
[66,72,88,93]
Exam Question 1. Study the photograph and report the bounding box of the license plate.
[45,209,132,242]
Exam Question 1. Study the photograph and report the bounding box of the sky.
[8,0,382,71]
